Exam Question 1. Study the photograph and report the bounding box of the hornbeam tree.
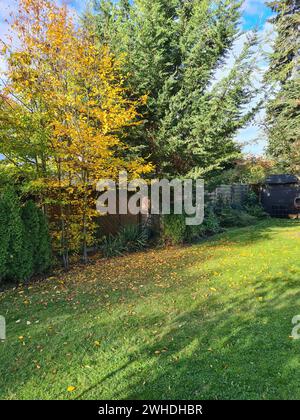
[0,0,152,266]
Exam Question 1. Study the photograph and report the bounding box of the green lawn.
[1,219,300,400]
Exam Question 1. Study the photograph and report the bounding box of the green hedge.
[161,214,187,245]
[0,188,51,284]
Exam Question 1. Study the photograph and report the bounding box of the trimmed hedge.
[21,200,52,275]
[0,188,51,284]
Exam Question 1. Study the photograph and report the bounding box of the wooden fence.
[207,184,250,206]
[96,183,250,237]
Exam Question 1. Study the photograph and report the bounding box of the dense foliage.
[206,156,277,189]
[161,190,268,245]
[0,0,152,268]
[92,0,260,178]
[266,0,300,172]
[0,189,51,284]
[21,200,52,275]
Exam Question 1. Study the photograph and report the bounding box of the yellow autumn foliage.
[1,0,153,265]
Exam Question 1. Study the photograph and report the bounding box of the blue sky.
[0,0,274,157]
[236,0,274,156]
[242,0,273,30]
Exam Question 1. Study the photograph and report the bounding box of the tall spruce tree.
[265,0,300,172]
[92,0,259,178]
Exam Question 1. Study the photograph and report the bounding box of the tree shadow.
[119,273,300,400]
[1,218,300,399]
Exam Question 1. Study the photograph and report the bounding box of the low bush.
[245,204,269,219]
[101,234,125,258]
[119,224,149,253]
[161,188,267,245]
[185,207,222,242]
[218,206,257,228]
[243,190,269,220]
[161,214,186,245]
[101,225,149,258]
[203,207,223,234]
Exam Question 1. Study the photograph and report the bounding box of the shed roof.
[265,174,299,185]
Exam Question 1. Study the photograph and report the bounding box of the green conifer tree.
[21,200,52,276]
[0,188,33,283]
[265,0,300,171]
[92,0,259,178]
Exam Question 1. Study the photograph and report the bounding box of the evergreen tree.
[0,188,33,283]
[265,0,300,171]
[21,201,52,275]
[92,0,259,178]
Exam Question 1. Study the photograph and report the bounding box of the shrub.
[245,204,269,219]
[218,206,257,228]
[185,207,222,242]
[185,223,206,242]
[243,191,269,219]
[101,234,125,258]
[243,190,259,207]
[203,207,222,235]
[101,225,149,258]
[21,201,52,275]
[0,190,52,284]
[118,224,149,253]
[0,188,32,283]
[162,214,186,245]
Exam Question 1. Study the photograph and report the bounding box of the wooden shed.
[261,175,300,218]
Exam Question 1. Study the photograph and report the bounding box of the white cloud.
[242,0,267,16]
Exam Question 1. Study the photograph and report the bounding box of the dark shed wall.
[261,175,300,217]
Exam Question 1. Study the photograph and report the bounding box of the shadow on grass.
[120,274,300,400]
[72,276,300,399]
[200,218,299,248]
[1,218,300,399]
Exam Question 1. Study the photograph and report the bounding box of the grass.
[1,218,300,400]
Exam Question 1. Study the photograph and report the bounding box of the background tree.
[92,0,260,178]
[265,0,300,172]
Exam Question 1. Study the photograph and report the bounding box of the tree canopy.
[265,0,300,172]
[92,0,260,178]
[0,0,152,266]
